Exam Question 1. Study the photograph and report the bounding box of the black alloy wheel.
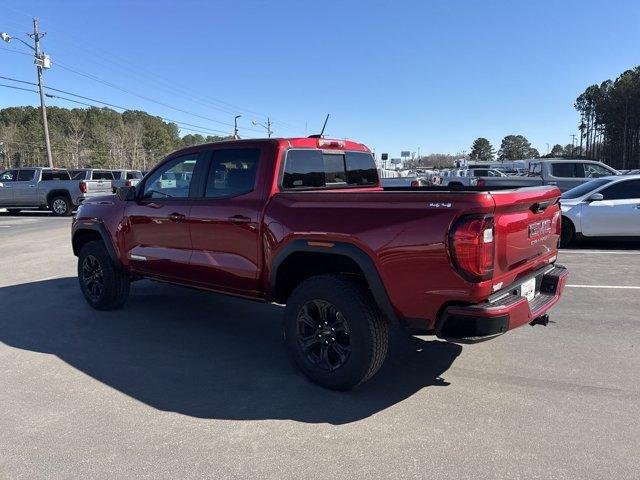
[296,298,352,372]
[81,254,105,302]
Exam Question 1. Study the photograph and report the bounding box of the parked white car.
[560,175,640,246]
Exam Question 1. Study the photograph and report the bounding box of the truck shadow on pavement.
[0,277,461,425]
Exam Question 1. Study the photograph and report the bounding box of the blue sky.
[1,0,639,158]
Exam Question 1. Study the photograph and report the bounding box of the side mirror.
[116,185,137,201]
[587,192,604,202]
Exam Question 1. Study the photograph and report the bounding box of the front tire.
[560,217,575,248]
[78,241,130,310]
[284,274,389,390]
[50,195,73,216]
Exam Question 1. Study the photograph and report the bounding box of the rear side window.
[600,179,640,200]
[69,170,85,180]
[41,170,71,181]
[204,148,260,198]
[552,163,584,178]
[18,169,36,181]
[92,171,114,180]
[282,150,378,189]
[112,171,123,180]
[127,171,143,180]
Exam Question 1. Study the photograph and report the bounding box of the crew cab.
[480,158,619,192]
[71,137,568,390]
[0,167,99,216]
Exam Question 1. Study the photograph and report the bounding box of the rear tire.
[78,240,130,310]
[560,217,575,248]
[284,274,389,390]
[50,195,73,216]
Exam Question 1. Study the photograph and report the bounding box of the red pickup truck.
[72,137,568,390]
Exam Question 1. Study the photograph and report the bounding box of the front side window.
[0,170,18,181]
[552,163,583,178]
[583,163,614,178]
[600,179,640,200]
[17,169,36,181]
[282,150,378,189]
[143,154,199,199]
[204,148,260,199]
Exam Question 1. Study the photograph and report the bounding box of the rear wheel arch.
[46,189,72,206]
[270,240,399,324]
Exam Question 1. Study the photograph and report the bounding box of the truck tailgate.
[491,186,561,281]
[84,180,114,196]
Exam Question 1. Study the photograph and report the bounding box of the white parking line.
[561,250,640,255]
[566,284,640,289]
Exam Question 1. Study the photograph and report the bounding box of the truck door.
[12,169,38,205]
[0,169,18,205]
[123,152,204,281]
[581,179,640,236]
[187,146,265,295]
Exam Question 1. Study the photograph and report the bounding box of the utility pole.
[30,18,53,168]
[570,134,577,156]
[233,115,241,139]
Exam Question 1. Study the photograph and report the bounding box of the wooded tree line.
[575,66,640,169]
[469,66,640,167]
[0,106,230,170]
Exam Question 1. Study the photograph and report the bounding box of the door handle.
[28,185,36,188]
[228,214,251,224]
[169,212,186,222]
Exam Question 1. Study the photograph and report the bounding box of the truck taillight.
[477,178,485,187]
[79,181,87,193]
[410,180,419,187]
[449,215,494,282]
[318,138,346,148]
[553,210,561,236]
[125,180,132,187]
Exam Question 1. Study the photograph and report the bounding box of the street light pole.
[32,19,53,168]
[252,117,273,138]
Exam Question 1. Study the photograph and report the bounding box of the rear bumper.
[436,264,568,343]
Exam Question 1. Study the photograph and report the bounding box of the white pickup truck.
[0,167,110,216]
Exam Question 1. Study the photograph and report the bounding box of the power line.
[54,61,266,134]
[0,81,256,138]
[0,9,300,130]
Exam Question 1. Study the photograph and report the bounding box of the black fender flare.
[72,220,122,269]
[270,240,399,324]
[46,189,73,206]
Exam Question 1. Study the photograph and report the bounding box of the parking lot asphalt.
[1,212,639,479]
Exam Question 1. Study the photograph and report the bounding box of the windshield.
[561,178,612,199]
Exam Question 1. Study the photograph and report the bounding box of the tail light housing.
[410,180,419,188]
[125,180,132,187]
[477,178,486,187]
[449,215,495,282]
[79,181,87,193]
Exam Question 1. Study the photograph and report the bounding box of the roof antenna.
[308,114,330,138]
